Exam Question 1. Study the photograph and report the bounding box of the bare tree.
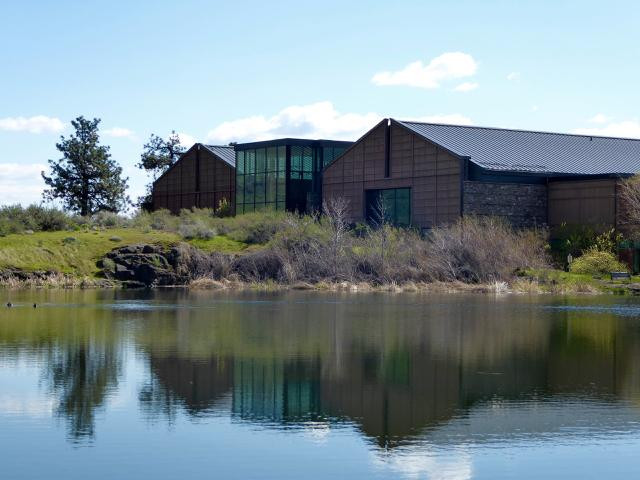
[322,196,351,280]
[619,175,640,236]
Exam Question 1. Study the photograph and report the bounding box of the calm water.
[2,291,640,479]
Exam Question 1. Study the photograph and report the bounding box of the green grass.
[187,235,248,253]
[0,228,248,277]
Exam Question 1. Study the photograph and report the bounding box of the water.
[2,290,640,479]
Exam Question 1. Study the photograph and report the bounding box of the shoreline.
[1,269,638,295]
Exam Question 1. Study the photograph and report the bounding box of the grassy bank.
[0,204,635,294]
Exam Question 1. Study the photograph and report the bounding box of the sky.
[1,0,639,206]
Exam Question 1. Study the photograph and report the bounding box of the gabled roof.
[152,143,235,187]
[202,144,235,167]
[395,119,640,176]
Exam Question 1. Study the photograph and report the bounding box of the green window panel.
[277,176,286,202]
[302,147,313,172]
[255,173,265,204]
[236,175,244,205]
[365,188,411,227]
[267,147,277,172]
[244,174,255,206]
[277,146,286,172]
[256,148,266,173]
[237,151,245,174]
[266,171,277,203]
[245,150,256,174]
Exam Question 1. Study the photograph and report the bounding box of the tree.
[137,131,185,180]
[136,131,186,208]
[620,175,640,236]
[42,116,129,216]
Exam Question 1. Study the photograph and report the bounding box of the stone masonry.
[463,181,547,228]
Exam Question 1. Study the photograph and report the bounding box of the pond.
[1,290,640,479]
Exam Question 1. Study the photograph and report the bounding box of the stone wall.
[463,181,547,228]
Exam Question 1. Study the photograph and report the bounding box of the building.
[322,118,640,230]
[234,138,352,215]
[152,143,235,214]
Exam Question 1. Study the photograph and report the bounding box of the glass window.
[244,174,255,207]
[256,148,266,173]
[277,146,286,173]
[302,147,313,173]
[236,175,244,205]
[236,151,245,174]
[245,150,256,174]
[291,146,302,173]
[277,176,286,202]
[267,147,277,172]
[266,171,277,203]
[255,173,265,204]
[365,188,411,227]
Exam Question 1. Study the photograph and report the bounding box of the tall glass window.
[236,146,287,213]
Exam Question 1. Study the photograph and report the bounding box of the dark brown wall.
[152,146,235,214]
[548,178,618,229]
[323,121,461,229]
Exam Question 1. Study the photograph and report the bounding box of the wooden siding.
[323,121,461,229]
[152,146,235,214]
[548,179,617,228]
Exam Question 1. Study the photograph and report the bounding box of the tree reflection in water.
[45,344,120,440]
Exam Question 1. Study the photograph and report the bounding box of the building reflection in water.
[136,293,640,449]
[2,290,640,447]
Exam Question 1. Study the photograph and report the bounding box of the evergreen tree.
[42,116,129,215]
[136,131,186,208]
[137,131,185,180]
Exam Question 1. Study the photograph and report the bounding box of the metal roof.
[234,138,353,150]
[203,144,235,167]
[396,120,640,176]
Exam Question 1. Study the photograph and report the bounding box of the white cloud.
[372,52,478,89]
[408,113,473,126]
[572,120,640,139]
[207,101,380,143]
[453,82,478,92]
[103,127,135,138]
[0,115,65,134]
[588,113,611,124]
[507,71,521,81]
[177,132,196,146]
[0,163,48,205]
[531,105,539,112]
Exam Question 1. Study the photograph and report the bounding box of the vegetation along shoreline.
[1,203,639,295]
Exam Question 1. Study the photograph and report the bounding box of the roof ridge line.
[395,119,640,142]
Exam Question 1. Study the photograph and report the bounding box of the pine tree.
[42,116,129,215]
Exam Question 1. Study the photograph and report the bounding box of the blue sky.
[1,0,639,205]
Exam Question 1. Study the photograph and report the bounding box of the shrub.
[214,198,233,218]
[92,210,126,228]
[570,248,628,275]
[424,216,549,283]
[0,204,77,233]
[178,221,216,240]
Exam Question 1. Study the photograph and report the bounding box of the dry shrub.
[424,216,549,283]
[168,243,233,280]
[232,249,283,281]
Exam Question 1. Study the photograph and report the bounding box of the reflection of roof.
[396,119,640,176]
[203,144,235,167]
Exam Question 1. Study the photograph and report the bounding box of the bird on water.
[6,302,12,308]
